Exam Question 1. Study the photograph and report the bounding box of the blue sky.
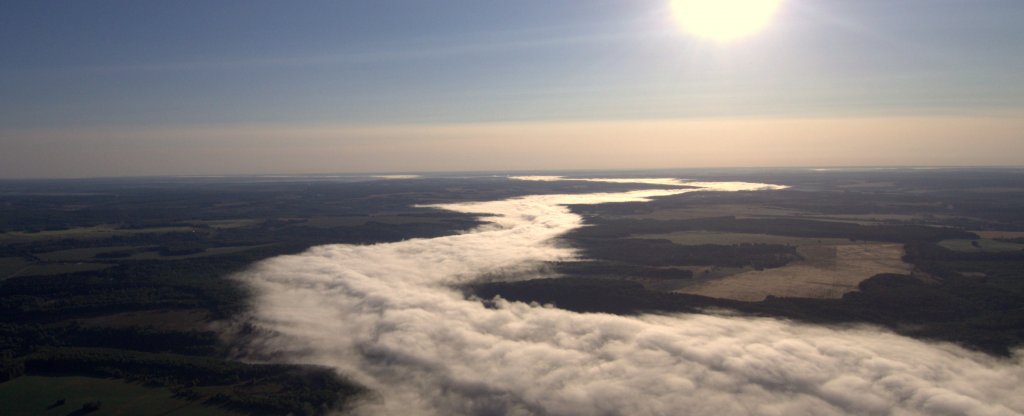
[2,1,1023,177]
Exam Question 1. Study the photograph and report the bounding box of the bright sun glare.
[670,0,783,41]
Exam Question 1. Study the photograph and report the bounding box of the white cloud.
[234,180,1024,416]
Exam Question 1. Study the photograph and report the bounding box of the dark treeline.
[4,171,1024,412]
[0,219,480,259]
[4,177,611,414]
[0,249,364,414]
[20,347,362,415]
[571,217,977,243]
[0,176,668,233]
[553,261,694,280]
[476,171,1024,356]
[1,323,217,356]
[0,176,680,414]
[470,271,1024,356]
[578,238,799,269]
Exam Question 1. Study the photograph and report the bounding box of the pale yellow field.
[675,243,911,301]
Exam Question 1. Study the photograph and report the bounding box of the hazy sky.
[2,0,1023,178]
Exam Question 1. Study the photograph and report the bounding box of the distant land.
[2,167,1023,415]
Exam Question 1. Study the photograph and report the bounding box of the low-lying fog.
[235,177,1024,415]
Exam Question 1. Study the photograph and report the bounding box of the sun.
[670,0,783,41]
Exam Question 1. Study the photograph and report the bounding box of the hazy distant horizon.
[4,115,1024,179]
[3,163,1024,181]
[4,3,1024,415]
[3,1,1023,179]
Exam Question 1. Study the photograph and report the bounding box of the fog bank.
[236,178,1024,415]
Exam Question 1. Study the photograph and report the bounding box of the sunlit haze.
[1,1,1023,176]
[3,4,1024,414]
[670,0,783,41]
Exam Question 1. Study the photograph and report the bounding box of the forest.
[1,176,649,414]
[3,169,1024,414]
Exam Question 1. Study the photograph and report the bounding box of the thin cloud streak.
[234,178,1024,415]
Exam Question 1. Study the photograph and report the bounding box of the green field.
[8,262,114,278]
[35,246,143,262]
[0,376,242,416]
[124,245,270,261]
[939,238,1024,253]
[5,244,271,280]
[0,225,195,243]
[300,215,446,228]
[32,245,270,264]
[184,219,261,229]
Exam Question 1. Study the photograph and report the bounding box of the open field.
[0,376,242,416]
[125,245,271,260]
[300,214,449,228]
[35,246,142,262]
[675,243,912,301]
[835,181,897,189]
[798,213,957,225]
[939,238,1024,253]
[629,231,891,295]
[8,262,114,278]
[184,219,262,229]
[32,244,271,264]
[0,225,195,243]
